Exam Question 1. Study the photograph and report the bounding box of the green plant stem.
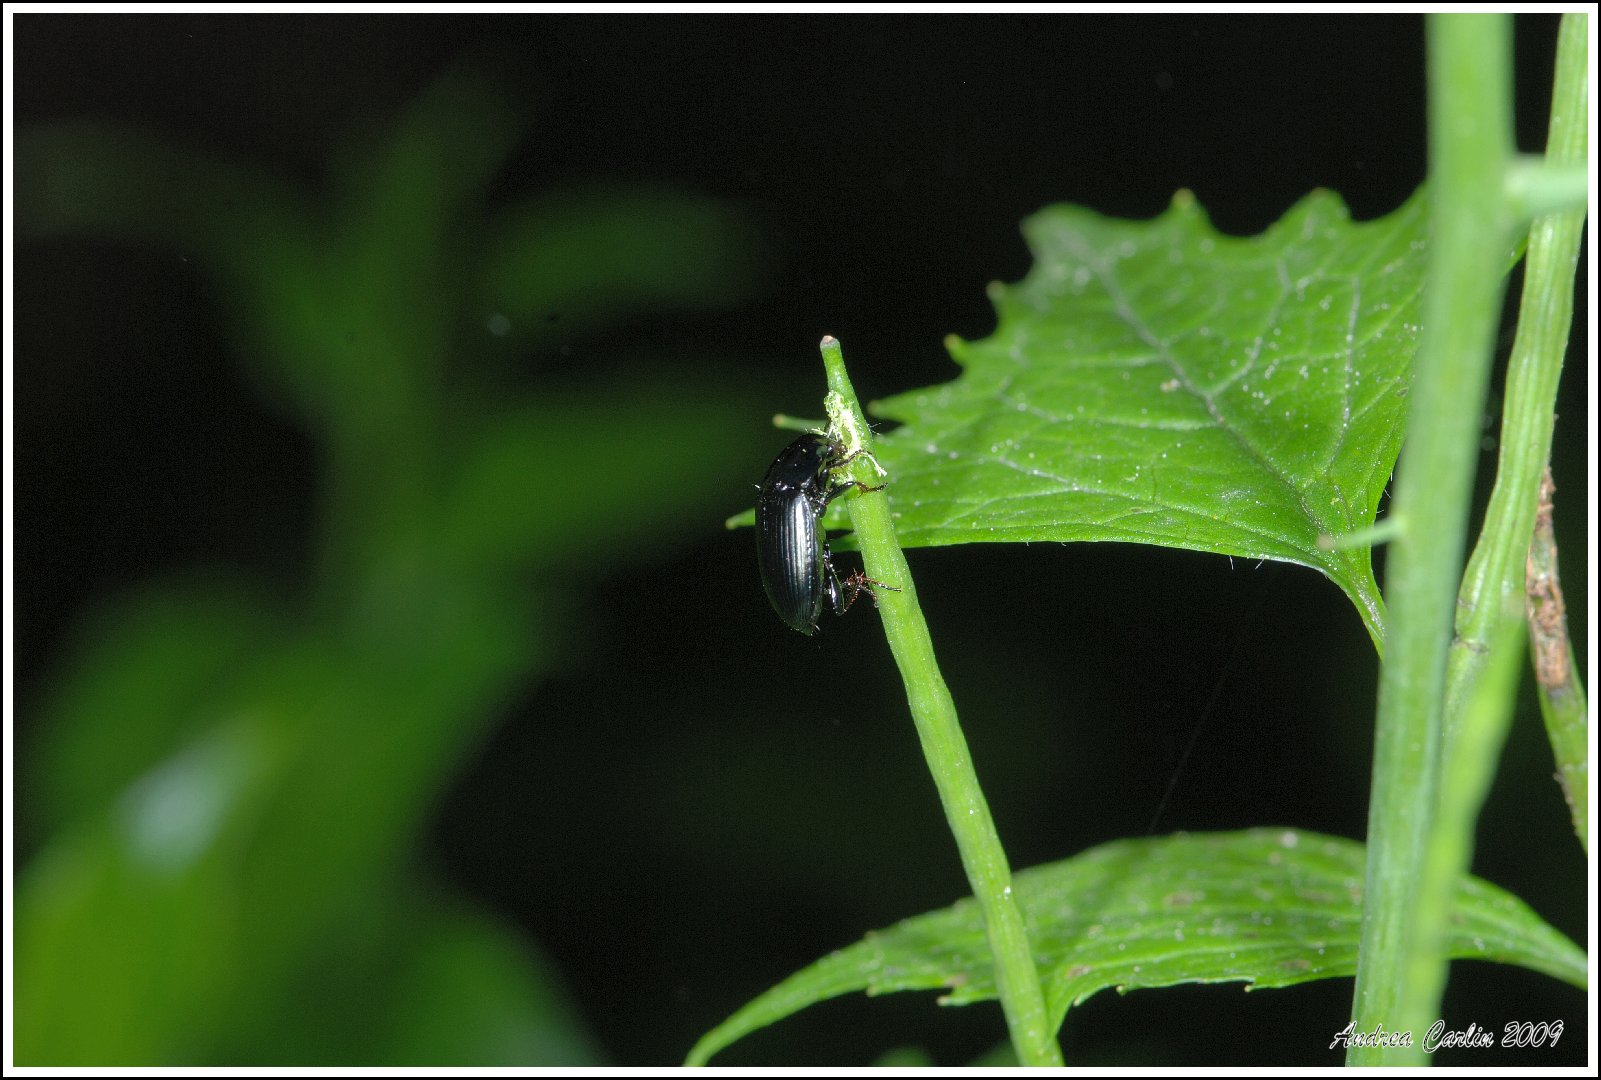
[1421,608,1528,990]
[819,336,1062,1068]
[1317,515,1406,553]
[772,413,827,433]
[1446,11,1588,836]
[1348,14,1513,1066]
[1505,158,1590,222]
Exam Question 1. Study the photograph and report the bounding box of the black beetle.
[756,433,894,635]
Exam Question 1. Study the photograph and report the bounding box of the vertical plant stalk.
[1445,7,1589,852]
[1348,14,1513,1066]
[819,336,1062,1068]
[1415,11,1592,1052]
[1526,469,1589,853]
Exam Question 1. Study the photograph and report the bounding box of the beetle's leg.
[822,542,901,617]
[837,568,901,613]
[829,446,886,479]
[820,542,848,616]
[820,477,886,509]
[816,445,888,509]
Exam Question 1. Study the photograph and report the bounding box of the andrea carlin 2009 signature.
[1330,1020,1565,1052]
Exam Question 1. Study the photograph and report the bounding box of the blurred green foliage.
[15,63,766,1065]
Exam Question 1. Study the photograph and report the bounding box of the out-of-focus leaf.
[840,190,1427,647]
[372,900,605,1066]
[18,98,762,444]
[440,379,757,572]
[476,187,765,346]
[17,51,773,1067]
[333,64,522,262]
[229,891,605,1066]
[15,580,554,1065]
[13,120,427,434]
[14,718,278,1065]
[14,122,307,263]
[25,576,287,841]
[686,829,1586,1065]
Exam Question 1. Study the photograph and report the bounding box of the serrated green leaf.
[686,828,1585,1065]
[860,190,1427,647]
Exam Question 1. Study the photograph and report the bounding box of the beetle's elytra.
[755,433,893,635]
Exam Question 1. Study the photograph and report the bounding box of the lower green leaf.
[685,828,1585,1065]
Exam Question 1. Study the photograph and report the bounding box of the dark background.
[13,13,1589,1066]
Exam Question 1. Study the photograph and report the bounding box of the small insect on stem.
[755,433,898,635]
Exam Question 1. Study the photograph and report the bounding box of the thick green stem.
[819,337,1062,1068]
[1446,10,1588,844]
[1348,14,1513,1066]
